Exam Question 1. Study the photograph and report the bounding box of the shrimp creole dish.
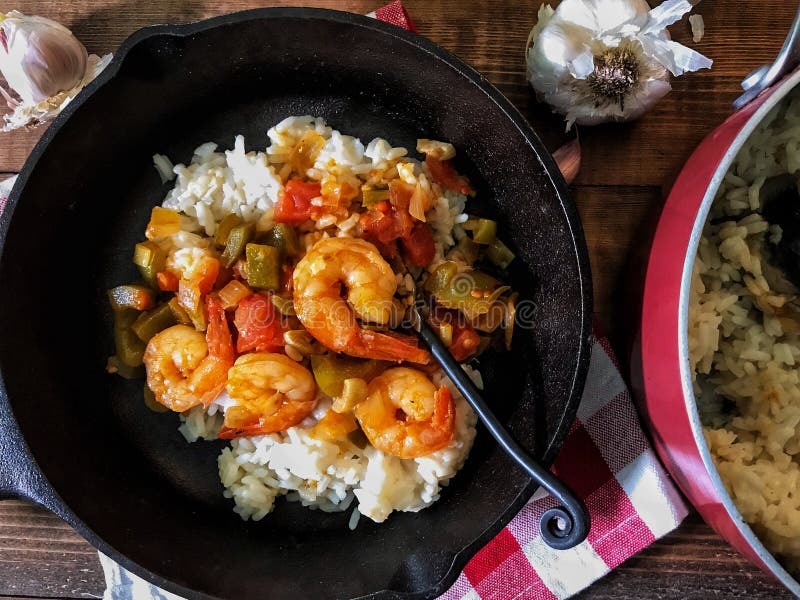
[106,116,519,526]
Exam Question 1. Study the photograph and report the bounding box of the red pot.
[638,9,800,594]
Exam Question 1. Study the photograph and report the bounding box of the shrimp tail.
[206,294,235,363]
[194,295,235,409]
[411,386,454,451]
[432,386,455,434]
[218,423,267,439]
[354,329,431,364]
[191,357,230,408]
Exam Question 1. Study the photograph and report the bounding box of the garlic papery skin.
[0,11,87,105]
[526,0,712,128]
[0,11,112,131]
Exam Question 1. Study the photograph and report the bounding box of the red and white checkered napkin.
[0,3,688,597]
[440,333,688,600]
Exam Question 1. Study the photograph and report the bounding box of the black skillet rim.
[0,7,593,599]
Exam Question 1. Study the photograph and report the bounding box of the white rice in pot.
[689,91,800,573]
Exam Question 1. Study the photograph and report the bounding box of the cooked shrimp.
[292,237,430,364]
[354,367,454,459]
[143,295,234,412]
[219,353,318,439]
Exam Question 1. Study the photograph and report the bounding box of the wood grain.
[574,184,664,369]
[0,507,789,599]
[581,514,794,600]
[0,0,795,186]
[0,0,796,598]
[0,501,103,598]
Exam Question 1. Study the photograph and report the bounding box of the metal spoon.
[408,302,590,550]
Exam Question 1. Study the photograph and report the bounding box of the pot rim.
[677,67,800,595]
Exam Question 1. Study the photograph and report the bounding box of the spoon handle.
[417,320,590,550]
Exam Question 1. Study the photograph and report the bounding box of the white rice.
[154,116,478,526]
[178,406,223,443]
[689,91,800,573]
[152,153,175,183]
[215,374,477,524]
[156,115,468,255]
[161,137,283,235]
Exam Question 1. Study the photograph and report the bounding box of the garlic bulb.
[0,10,112,131]
[0,11,87,105]
[526,0,712,127]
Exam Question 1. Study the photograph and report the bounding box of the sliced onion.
[218,280,251,310]
[472,301,506,333]
[409,182,428,221]
[438,322,453,346]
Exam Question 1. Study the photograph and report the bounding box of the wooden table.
[0,1,795,598]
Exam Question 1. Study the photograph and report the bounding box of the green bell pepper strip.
[114,309,146,367]
[310,354,390,397]
[131,303,177,343]
[462,218,497,245]
[246,243,281,290]
[133,241,167,288]
[486,238,516,269]
[215,214,243,246]
[221,223,255,268]
[264,223,302,256]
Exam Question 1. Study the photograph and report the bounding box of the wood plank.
[574,184,663,370]
[0,501,104,599]
[0,501,789,599]
[0,0,796,187]
[580,513,794,599]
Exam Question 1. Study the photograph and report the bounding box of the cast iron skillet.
[0,8,592,600]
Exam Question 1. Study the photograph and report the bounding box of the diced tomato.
[430,307,481,362]
[362,204,414,245]
[400,222,436,267]
[450,321,481,361]
[365,237,398,260]
[156,271,179,292]
[233,293,285,354]
[274,179,322,225]
[425,156,474,195]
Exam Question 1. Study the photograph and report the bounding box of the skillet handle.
[0,183,66,515]
[416,319,591,550]
[734,3,800,108]
[0,385,51,504]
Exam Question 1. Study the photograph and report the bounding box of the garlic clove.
[557,0,649,34]
[0,11,88,106]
